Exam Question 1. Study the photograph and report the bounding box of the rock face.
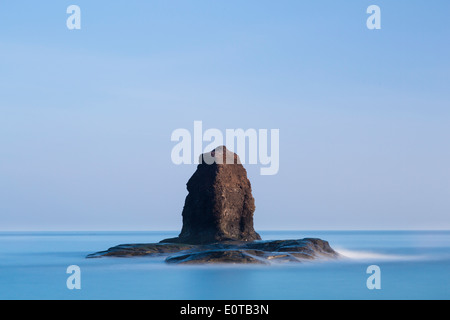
[161,146,261,244]
[87,238,340,264]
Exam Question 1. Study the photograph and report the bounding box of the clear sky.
[1,1,449,230]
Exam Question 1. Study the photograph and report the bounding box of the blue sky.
[1,1,449,230]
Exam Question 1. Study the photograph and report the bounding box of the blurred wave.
[336,248,425,261]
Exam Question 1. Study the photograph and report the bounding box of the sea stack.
[162,146,261,244]
[88,145,340,263]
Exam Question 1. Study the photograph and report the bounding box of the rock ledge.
[87,238,339,264]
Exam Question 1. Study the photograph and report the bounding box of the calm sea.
[0,230,449,300]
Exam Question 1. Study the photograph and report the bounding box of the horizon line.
[0,228,449,232]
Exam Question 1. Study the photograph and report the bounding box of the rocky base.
[87,238,339,265]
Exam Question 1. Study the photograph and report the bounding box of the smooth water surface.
[0,230,449,299]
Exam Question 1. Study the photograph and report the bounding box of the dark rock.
[161,146,261,245]
[86,243,196,258]
[87,238,340,264]
[86,146,341,265]
[166,249,268,265]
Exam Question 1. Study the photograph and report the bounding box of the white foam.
[336,249,423,261]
